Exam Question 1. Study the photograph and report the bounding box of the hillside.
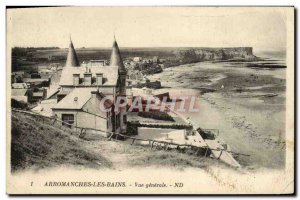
[174,47,256,63]
[11,111,112,172]
[11,47,257,71]
[11,111,222,172]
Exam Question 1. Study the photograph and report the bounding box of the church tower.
[65,37,80,67]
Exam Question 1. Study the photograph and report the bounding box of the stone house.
[52,88,115,131]
[52,37,127,134]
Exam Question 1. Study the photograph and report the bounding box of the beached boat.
[196,128,241,168]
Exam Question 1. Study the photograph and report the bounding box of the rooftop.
[59,65,119,86]
[52,88,97,110]
[23,78,49,83]
[110,38,126,74]
[65,38,80,67]
[32,99,57,117]
[46,87,60,99]
[12,83,28,89]
[11,89,28,96]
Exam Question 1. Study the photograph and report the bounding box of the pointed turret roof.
[110,37,126,74]
[65,37,80,67]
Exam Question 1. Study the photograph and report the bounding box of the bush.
[11,126,25,171]
[11,99,28,109]
[138,111,175,122]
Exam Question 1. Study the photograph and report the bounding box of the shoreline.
[147,61,286,170]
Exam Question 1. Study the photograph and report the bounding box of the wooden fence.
[11,108,250,160]
[11,108,112,138]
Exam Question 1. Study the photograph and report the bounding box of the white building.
[133,57,142,62]
[51,37,127,134]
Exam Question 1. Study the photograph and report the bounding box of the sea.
[151,50,287,169]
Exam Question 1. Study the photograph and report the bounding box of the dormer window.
[83,73,92,86]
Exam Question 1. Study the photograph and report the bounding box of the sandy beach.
[147,60,286,170]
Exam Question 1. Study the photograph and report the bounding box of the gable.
[82,93,113,118]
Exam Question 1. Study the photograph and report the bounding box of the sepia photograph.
[6,6,294,194]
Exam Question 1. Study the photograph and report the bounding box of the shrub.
[11,99,28,109]
[138,111,175,122]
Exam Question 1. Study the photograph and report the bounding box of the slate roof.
[11,89,28,96]
[46,87,60,99]
[52,87,114,112]
[32,99,57,117]
[23,78,49,83]
[110,39,126,74]
[12,83,28,89]
[59,65,119,86]
[52,88,97,110]
[65,39,80,67]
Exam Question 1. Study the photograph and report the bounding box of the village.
[11,37,243,169]
[6,6,294,195]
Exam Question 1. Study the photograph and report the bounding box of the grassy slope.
[11,112,112,172]
[11,111,223,172]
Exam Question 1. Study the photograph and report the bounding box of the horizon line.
[11,46,287,51]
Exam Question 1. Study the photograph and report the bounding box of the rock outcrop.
[174,47,256,63]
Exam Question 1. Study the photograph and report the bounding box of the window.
[83,74,92,85]
[116,114,120,129]
[96,74,103,85]
[62,114,74,128]
[107,111,111,129]
[123,114,127,124]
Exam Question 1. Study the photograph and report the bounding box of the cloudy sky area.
[7,7,288,51]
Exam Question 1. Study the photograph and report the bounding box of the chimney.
[91,91,98,98]
[73,74,80,86]
[83,73,92,86]
[96,73,103,86]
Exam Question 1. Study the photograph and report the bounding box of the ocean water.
[152,51,287,168]
[254,50,286,61]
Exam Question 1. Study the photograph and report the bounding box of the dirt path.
[81,139,132,170]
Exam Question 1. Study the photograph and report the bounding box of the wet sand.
[148,61,286,170]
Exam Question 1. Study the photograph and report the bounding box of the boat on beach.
[196,128,241,168]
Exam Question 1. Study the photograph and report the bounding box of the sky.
[7,7,290,51]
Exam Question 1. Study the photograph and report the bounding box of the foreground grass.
[84,134,220,171]
[11,112,112,172]
[128,150,213,170]
[11,111,222,172]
